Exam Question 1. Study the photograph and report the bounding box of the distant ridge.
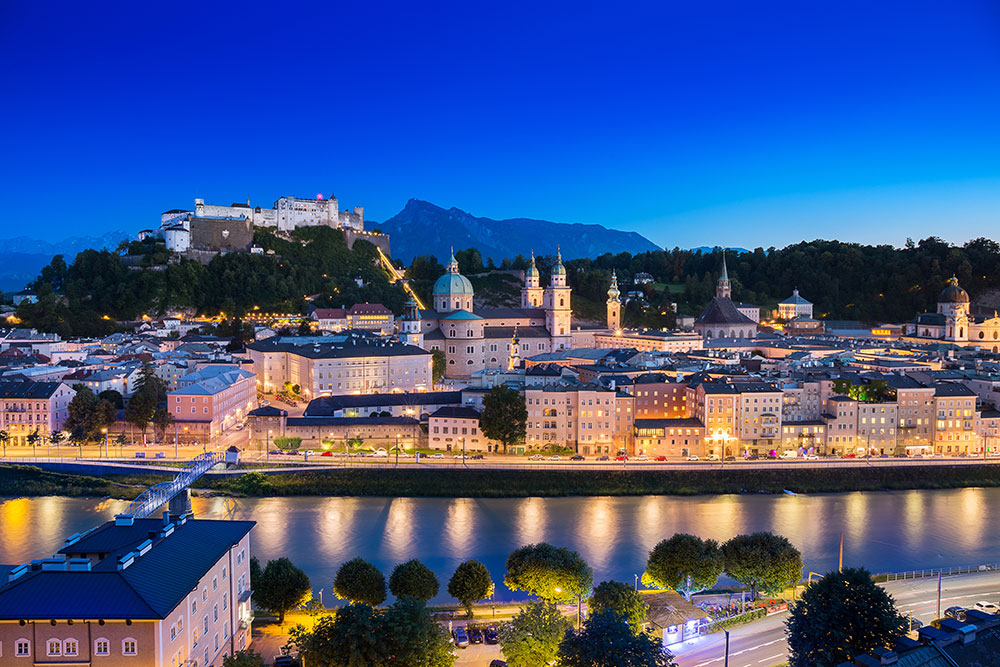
[376,199,660,263]
[0,231,130,291]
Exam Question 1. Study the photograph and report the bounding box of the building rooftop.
[430,406,481,419]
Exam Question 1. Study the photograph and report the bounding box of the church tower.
[507,326,521,370]
[606,269,622,331]
[716,253,732,299]
[545,248,573,349]
[400,296,423,348]
[521,251,544,308]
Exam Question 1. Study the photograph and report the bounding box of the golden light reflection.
[443,498,475,557]
[319,497,359,556]
[515,497,547,546]
[382,498,415,561]
[578,497,614,571]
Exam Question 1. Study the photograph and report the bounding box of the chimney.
[67,558,92,572]
[163,510,170,526]
[115,514,135,526]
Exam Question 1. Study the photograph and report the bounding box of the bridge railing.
[873,563,1000,582]
[123,452,220,518]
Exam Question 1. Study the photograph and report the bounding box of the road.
[672,570,1000,667]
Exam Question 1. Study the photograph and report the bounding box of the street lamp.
[101,427,108,459]
[395,433,400,467]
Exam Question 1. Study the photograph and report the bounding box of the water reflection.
[6,489,1000,604]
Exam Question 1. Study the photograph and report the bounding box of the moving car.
[452,627,469,647]
[428,453,445,459]
[686,455,699,461]
[468,627,484,644]
[372,449,388,457]
[597,455,610,461]
[570,454,585,461]
[944,606,967,622]
[654,455,668,462]
[471,453,485,460]
[614,455,628,461]
[974,601,999,614]
[706,454,720,461]
[634,454,649,461]
[724,456,736,461]
[529,454,545,460]
[549,455,562,460]
[484,626,499,644]
[321,450,334,457]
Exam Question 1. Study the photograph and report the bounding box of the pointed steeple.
[716,251,732,299]
[720,252,729,282]
[607,269,620,302]
[447,246,459,274]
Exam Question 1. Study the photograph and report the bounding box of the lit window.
[47,640,61,656]
[95,639,110,656]
[123,639,137,655]
[64,640,78,656]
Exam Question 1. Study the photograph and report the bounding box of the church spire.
[720,252,729,281]
[447,246,459,274]
[716,251,732,299]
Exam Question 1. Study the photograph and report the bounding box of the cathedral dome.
[433,272,474,297]
[939,276,969,304]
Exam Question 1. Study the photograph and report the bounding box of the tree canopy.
[479,385,528,453]
[786,567,906,667]
[333,557,387,606]
[645,534,724,600]
[588,580,649,633]
[722,532,803,600]
[388,559,439,602]
[447,560,494,617]
[64,386,116,443]
[504,542,593,603]
[254,557,312,624]
[498,600,572,667]
[558,611,676,667]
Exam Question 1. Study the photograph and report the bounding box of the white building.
[778,289,813,320]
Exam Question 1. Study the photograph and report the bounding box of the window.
[123,639,137,656]
[64,640,78,656]
[15,639,29,657]
[222,567,227,580]
[192,599,198,613]
[214,604,219,622]
[95,639,110,656]
[223,593,228,610]
[171,625,177,641]
[213,576,218,591]
[47,640,61,656]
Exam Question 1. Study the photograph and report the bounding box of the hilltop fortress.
[154,192,389,259]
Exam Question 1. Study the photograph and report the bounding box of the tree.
[722,532,803,601]
[504,543,593,603]
[479,384,527,454]
[558,610,676,667]
[447,560,494,617]
[389,559,439,602]
[124,391,156,445]
[645,534,724,600]
[65,386,116,444]
[49,430,65,449]
[786,567,906,667]
[98,389,124,409]
[499,600,572,667]
[26,428,41,457]
[589,580,648,633]
[431,349,446,384]
[333,557,386,606]
[254,557,312,624]
[222,650,265,667]
[286,598,455,667]
[0,430,8,457]
[249,556,261,588]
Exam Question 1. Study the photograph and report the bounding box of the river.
[1,489,996,604]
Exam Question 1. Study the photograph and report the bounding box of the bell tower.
[716,252,731,299]
[545,247,573,349]
[521,251,544,308]
[607,269,621,331]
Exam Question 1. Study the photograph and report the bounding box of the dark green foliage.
[504,542,593,602]
[249,556,261,588]
[722,532,803,600]
[273,437,302,451]
[19,227,407,336]
[286,598,455,667]
[221,650,265,667]
[479,385,527,453]
[333,557,387,606]
[254,557,312,624]
[498,600,572,667]
[64,386,116,443]
[388,559,439,602]
[588,580,648,633]
[97,389,124,409]
[558,610,676,667]
[786,567,905,667]
[645,534,724,599]
[447,559,494,616]
[431,349,446,384]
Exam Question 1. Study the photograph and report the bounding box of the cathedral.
[693,254,758,340]
[907,276,1000,351]
[399,251,573,378]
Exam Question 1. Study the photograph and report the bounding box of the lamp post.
[395,433,400,468]
[634,573,639,591]
[101,427,108,459]
[266,429,271,462]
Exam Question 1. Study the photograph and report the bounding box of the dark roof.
[933,382,977,397]
[913,312,946,325]
[430,406,481,419]
[0,519,253,620]
[0,381,63,399]
[635,418,704,429]
[484,326,552,339]
[248,405,288,417]
[305,391,462,415]
[634,373,674,384]
[59,518,164,556]
[287,416,421,427]
[526,364,562,376]
[247,337,429,359]
[696,297,757,326]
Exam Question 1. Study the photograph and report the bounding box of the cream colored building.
[0,381,74,447]
[246,334,432,398]
[524,385,633,455]
[428,406,495,452]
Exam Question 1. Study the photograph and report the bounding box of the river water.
[1,489,996,604]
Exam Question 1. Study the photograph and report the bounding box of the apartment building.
[887,375,936,452]
[823,396,859,455]
[524,385,633,455]
[0,381,74,446]
[428,406,493,452]
[0,515,255,667]
[246,334,432,397]
[857,402,898,454]
[933,382,978,454]
[634,418,705,457]
[168,366,257,440]
[633,374,689,419]
[689,381,783,456]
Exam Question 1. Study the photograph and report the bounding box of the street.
[672,570,1000,667]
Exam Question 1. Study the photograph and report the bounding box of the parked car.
[746,454,760,461]
[372,449,388,457]
[471,454,485,460]
[706,454,720,461]
[549,455,562,461]
[804,454,819,460]
[904,616,923,632]
[974,601,999,614]
[484,626,499,644]
[597,455,610,461]
[634,454,649,461]
[614,455,628,461]
[686,455,699,461]
[724,456,736,461]
[452,627,469,647]
[321,450,334,457]
[654,455,668,461]
[489,661,509,667]
[529,454,545,460]
[945,606,967,622]
[570,454,585,461]
[468,627,484,644]
[453,453,467,459]
[273,656,300,667]
[428,453,445,459]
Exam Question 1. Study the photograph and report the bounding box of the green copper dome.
[433,271,474,297]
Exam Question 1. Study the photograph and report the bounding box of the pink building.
[168,366,256,441]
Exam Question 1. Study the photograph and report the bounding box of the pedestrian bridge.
[121,452,220,519]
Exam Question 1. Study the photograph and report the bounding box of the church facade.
[907,276,1000,351]
[694,255,758,340]
[400,252,574,378]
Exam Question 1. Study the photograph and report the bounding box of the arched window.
[559,298,564,307]
[455,300,460,309]
[15,639,30,657]
[994,331,998,339]
[63,640,78,657]
[47,639,61,656]
[122,638,137,656]
[94,639,110,656]
[959,328,964,338]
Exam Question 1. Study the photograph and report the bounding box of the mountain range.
[376,199,661,263]
[0,232,130,292]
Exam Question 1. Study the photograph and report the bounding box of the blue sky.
[1,0,999,250]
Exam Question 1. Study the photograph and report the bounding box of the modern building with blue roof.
[0,514,255,667]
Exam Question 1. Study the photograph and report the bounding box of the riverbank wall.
[8,462,1000,499]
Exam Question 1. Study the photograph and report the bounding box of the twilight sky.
[1,0,999,250]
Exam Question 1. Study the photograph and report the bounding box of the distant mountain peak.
[378,201,660,263]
